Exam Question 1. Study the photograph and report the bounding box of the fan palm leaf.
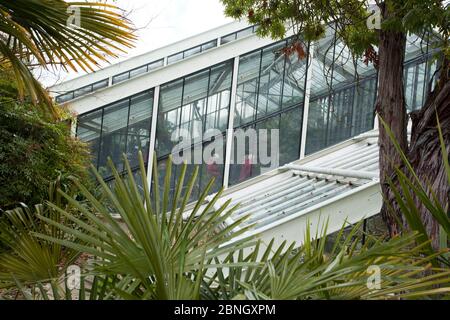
[0,0,135,112]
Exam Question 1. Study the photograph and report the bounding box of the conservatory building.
[50,21,438,246]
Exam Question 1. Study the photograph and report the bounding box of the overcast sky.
[41,0,233,87]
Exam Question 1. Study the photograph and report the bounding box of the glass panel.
[98,100,130,177]
[220,33,236,45]
[206,61,233,132]
[405,60,427,111]
[200,137,225,196]
[257,42,286,118]
[352,77,376,136]
[309,29,335,99]
[148,59,164,71]
[282,48,307,108]
[56,92,74,103]
[236,26,254,39]
[235,50,261,127]
[306,28,376,155]
[279,107,302,165]
[306,96,329,155]
[129,65,148,78]
[167,52,184,64]
[184,46,201,58]
[229,126,259,186]
[181,69,210,141]
[155,62,233,203]
[405,33,427,62]
[92,79,108,91]
[77,109,103,168]
[201,39,217,51]
[126,91,154,168]
[157,79,184,156]
[112,72,130,84]
[74,85,92,98]
[327,87,354,146]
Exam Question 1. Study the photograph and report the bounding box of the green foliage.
[0,0,135,110]
[379,115,450,266]
[206,219,450,300]
[4,152,444,300]
[32,152,255,300]
[0,77,91,209]
[0,177,83,289]
[221,0,449,59]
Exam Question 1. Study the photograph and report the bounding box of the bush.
[0,78,90,209]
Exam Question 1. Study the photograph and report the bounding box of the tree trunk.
[375,8,408,236]
[408,59,450,248]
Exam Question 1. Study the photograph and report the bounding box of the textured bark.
[375,17,408,236]
[408,62,450,247]
[377,32,450,243]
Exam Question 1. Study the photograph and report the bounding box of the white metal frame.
[146,85,160,188]
[223,56,240,188]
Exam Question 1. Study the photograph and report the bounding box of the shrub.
[0,77,90,209]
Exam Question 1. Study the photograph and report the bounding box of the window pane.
[229,126,259,186]
[56,92,74,103]
[77,109,103,168]
[157,79,184,156]
[352,77,376,136]
[306,96,329,155]
[74,85,92,98]
[282,48,307,108]
[129,65,148,78]
[221,33,236,45]
[206,61,233,132]
[306,28,377,155]
[236,26,254,40]
[167,52,183,64]
[257,42,285,118]
[148,59,164,71]
[112,72,130,84]
[184,46,201,58]
[182,70,210,141]
[235,50,261,127]
[201,40,217,52]
[127,91,154,168]
[98,100,130,177]
[92,79,108,91]
[280,108,302,165]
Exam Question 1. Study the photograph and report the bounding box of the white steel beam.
[146,85,160,189]
[299,42,314,159]
[223,56,240,188]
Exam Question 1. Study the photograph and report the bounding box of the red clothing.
[207,162,220,177]
[239,157,253,181]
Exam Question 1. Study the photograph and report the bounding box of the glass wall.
[404,33,439,111]
[306,28,377,155]
[75,26,442,202]
[155,60,233,200]
[230,39,307,185]
[77,90,154,181]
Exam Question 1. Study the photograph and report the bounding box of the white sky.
[40,0,233,87]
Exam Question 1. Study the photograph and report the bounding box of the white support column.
[147,85,160,190]
[299,42,315,159]
[222,56,240,189]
